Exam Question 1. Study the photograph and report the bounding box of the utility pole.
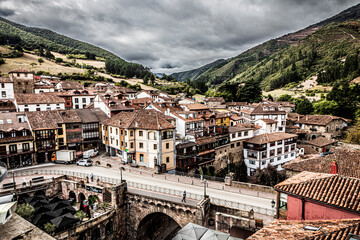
[203,179,207,199]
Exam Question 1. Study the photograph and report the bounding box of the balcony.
[244,145,266,151]
[284,140,297,145]
[0,148,34,156]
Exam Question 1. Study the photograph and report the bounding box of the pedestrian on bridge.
[90,173,94,182]
[181,190,186,203]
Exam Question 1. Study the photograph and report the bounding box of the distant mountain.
[0,17,120,60]
[182,3,360,90]
[171,59,225,82]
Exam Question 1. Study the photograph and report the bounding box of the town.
[1,1,360,240]
[0,68,358,240]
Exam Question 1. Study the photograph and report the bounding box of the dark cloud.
[0,7,14,16]
[1,0,359,73]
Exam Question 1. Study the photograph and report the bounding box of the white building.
[241,103,286,132]
[0,77,14,99]
[34,85,55,94]
[229,125,255,142]
[136,90,165,102]
[243,132,298,176]
[14,93,65,112]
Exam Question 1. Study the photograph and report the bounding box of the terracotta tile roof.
[248,218,360,240]
[196,136,216,145]
[0,112,30,132]
[294,114,350,126]
[184,103,209,110]
[176,141,197,149]
[75,108,109,123]
[244,132,297,145]
[297,144,318,154]
[203,97,225,103]
[275,171,360,212]
[241,103,286,115]
[0,77,12,83]
[305,136,337,147]
[26,111,63,130]
[229,115,242,121]
[131,98,154,104]
[276,101,295,107]
[229,126,254,133]
[57,109,81,123]
[101,109,175,130]
[15,93,65,104]
[0,99,16,111]
[58,81,83,90]
[283,147,360,178]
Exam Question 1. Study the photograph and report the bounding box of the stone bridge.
[126,188,210,240]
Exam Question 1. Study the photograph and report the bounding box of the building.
[175,141,198,171]
[229,125,255,143]
[15,93,65,112]
[0,77,14,99]
[241,103,286,132]
[275,171,360,220]
[181,103,210,115]
[243,132,298,176]
[0,112,34,169]
[93,93,134,117]
[304,136,337,153]
[255,119,279,135]
[287,113,350,139]
[101,110,176,171]
[136,90,165,102]
[75,108,109,150]
[247,218,360,240]
[215,113,231,126]
[203,97,225,108]
[34,84,55,94]
[0,100,16,113]
[177,98,196,105]
[58,89,96,109]
[225,102,247,112]
[55,80,84,91]
[276,101,295,113]
[283,147,360,179]
[229,115,243,126]
[9,69,34,94]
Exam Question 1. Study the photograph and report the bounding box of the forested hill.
[181,3,360,90]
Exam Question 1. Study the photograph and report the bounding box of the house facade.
[243,132,298,176]
[9,69,34,94]
[0,77,14,99]
[15,93,65,112]
[101,110,176,171]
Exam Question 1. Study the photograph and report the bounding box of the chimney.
[330,161,338,174]
[297,115,300,121]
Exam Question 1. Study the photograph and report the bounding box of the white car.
[76,159,93,167]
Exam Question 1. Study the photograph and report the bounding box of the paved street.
[8,162,275,211]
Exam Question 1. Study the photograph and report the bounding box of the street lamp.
[271,199,276,208]
[204,179,207,199]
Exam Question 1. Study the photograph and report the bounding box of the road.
[9,163,275,212]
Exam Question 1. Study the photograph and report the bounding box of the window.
[130,131,133,137]
[9,144,17,153]
[279,193,287,210]
[22,143,30,151]
[75,98,79,103]
[110,127,112,134]
[262,160,266,165]
[22,130,27,136]
[139,142,143,148]
[237,132,242,138]
[277,148,282,155]
[249,160,255,165]
[291,153,295,157]
[231,144,234,148]
[139,131,143,137]
[270,149,275,156]
[11,131,16,137]
[121,130,123,135]
[116,139,119,146]
[244,131,248,136]
[270,142,275,147]
[285,154,288,159]
[270,158,274,163]
[162,131,173,139]
[284,146,289,152]
[130,142,133,148]
[166,143,169,149]
[82,98,86,103]
[0,132,3,138]
[277,140,282,145]
[236,142,240,147]
[1,83,4,88]
[116,129,118,135]
[166,157,170,163]
[232,133,236,138]
[1,91,5,97]
[140,154,144,162]
[154,144,157,150]
[261,151,267,159]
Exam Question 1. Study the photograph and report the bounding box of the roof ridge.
[127,110,140,128]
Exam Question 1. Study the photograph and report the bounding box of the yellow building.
[215,113,231,126]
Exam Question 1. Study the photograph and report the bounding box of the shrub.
[16,203,35,221]
[44,222,56,235]
[74,210,87,221]
[99,202,109,210]
[38,58,44,64]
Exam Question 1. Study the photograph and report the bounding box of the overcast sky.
[0,0,359,73]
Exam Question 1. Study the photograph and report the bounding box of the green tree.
[55,57,63,63]
[236,79,262,103]
[38,58,44,65]
[233,160,248,182]
[295,98,313,115]
[30,62,37,68]
[14,44,23,52]
[44,222,56,235]
[150,74,155,85]
[143,74,149,84]
[88,195,98,205]
[250,165,286,187]
[45,49,54,59]
[267,94,274,101]
[313,100,339,115]
[16,203,35,221]
[277,94,293,102]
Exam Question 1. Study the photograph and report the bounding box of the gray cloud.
[1,0,359,73]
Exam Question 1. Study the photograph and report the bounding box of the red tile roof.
[275,171,360,213]
[248,218,360,240]
[0,77,12,83]
[101,109,175,130]
[305,136,337,147]
[15,93,65,104]
[244,132,297,145]
[283,147,360,178]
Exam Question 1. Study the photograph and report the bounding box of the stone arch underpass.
[126,190,210,240]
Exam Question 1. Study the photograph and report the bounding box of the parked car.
[76,159,93,167]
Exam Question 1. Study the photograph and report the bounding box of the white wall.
[94,95,111,117]
[16,103,65,112]
[0,82,14,99]
[72,95,95,109]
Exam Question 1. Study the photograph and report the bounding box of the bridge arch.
[136,212,181,240]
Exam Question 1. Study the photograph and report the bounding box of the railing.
[0,148,34,156]
[174,170,225,182]
[0,162,7,183]
[7,169,276,216]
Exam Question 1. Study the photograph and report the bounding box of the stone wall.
[214,142,243,171]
